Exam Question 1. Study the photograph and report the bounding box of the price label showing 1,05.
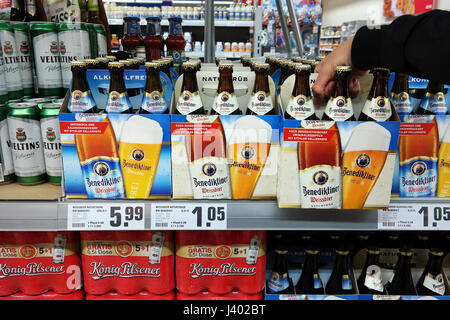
[378,203,450,230]
[68,203,146,230]
[150,203,227,230]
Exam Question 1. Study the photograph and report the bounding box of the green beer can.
[52,98,65,104]
[23,97,53,109]
[6,99,22,108]
[11,22,34,97]
[40,103,62,185]
[7,102,46,185]
[85,23,99,59]
[93,24,107,57]
[0,106,15,183]
[58,22,91,90]
[29,22,63,97]
[0,21,24,100]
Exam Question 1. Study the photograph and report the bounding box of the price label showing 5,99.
[378,203,450,230]
[150,203,228,230]
[68,203,146,230]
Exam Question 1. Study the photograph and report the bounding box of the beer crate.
[277,73,401,209]
[170,65,281,200]
[59,68,173,199]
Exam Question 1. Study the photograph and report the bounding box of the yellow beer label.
[0,243,78,259]
[81,240,173,257]
[176,244,266,259]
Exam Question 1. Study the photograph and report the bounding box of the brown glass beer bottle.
[139,62,168,114]
[210,62,241,115]
[105,62,133,114]
[175,62,205,115]
[247,63,275,115]
[322,65,355,121]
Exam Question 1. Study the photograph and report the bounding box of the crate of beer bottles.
[59,59,173,199]
[170,60,281,200]
[277,65,401,210]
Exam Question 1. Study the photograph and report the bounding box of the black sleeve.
[351,9,450,84]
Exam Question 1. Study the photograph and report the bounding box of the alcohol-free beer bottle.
[266,56,278,76]
[139,62,168,114]
[359,68,395,121]
[322,66,355,121]
[277,60,290,90]
[438,125,450,197]
[68,61,98,113]
[391,72,413,117]
[211,62,241,115]
[325,247,355,294]
[105,62,133,114]
[246,63,275,115]
[356,246,387,294]
[416,248,449,296]
[295,246,325,294]
[267,248,295,294]
[416,80,448,115]
[284,63,317,120]
[385,248,417,295]
[175,62,205,115]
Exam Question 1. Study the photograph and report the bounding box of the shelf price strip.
[68,203,146,230]
[378,203,450,230]
[150,203,227,230]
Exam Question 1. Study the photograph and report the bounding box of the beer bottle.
[385,248,417,295]
[277,60,290,90]
[267,248,295,294]
[325,247,355,294]
[119,59,140,98]
[416,248,449,296]
[284,63,317,120]
[246,63,275,115]
[390,72,413,117]
[10,0,24,21]
[295,245,325,294]
[105,62,133,114]
[356,246,387,294]
[266,56,278,76]
[158,59,172,84]
[358,68,395,121]
[24,0,38,21]
[416,80,448,115]
[87,0,103,24]
[241,56,251,67]
[175,62,205,115]
[68,61,98,113]
[322,66,355,121]
[95,57,109,69]
[139,62,168,114]
[210,62,241,115]
[84,59,99,70]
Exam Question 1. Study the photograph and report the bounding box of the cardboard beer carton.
[59,68,172,199]
[277,73,401,209]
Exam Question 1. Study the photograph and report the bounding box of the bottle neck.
[218,70,234,93]
[369,71,389,98]
[274,251,289,274]
[427,251,445,275]
[253,70,270,93]
[145,67,162,92]
[334,71,350,98]
[169,20,183,36]
[392,73,409,93]
[293,71,311,97]
[395,251,412,273]
[124,19,141,35]
[88,0,99,11]
[427,80,444,94]
[182,69,199,92]
[71,67,89,92]
[334,251,350,275]
[304,250,319,273]
[109,68,125,92]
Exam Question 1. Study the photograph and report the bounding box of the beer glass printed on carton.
[184,115,231,199]
[399,115,438,197]
[119,116,163,199]
[438,124,450,197]
[227,115,272,199]
[342,122,391,209]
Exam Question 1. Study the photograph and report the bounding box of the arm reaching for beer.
[313,9,450,103]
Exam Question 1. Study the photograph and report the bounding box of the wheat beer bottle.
[247,63,275,115]
[322,66,355,121]
[267,248,295,294]
[175,62,205,115]
[359,68,395,121]
[416,248,449,296]
[356,246,387,294]
[105,62,133,113]
[277,60,290,90]
[68,61,98,113]
[210,62,241,115]
[325,247,355,294]
[391,72,413,116]
[385,248,417,295]
[416,80,448,115]
[139,62,168,114]
[295,245,325,294]
[285,63,317,120]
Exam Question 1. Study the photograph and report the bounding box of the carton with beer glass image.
[170,63,281,200]
[277,71,400,209]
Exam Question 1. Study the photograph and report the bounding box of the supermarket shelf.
[107,18,254,27]
[319,35,341,39]
[0,198,448,231]
[186,51,251,58]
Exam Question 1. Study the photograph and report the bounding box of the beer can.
[58,22,91,90]
[52,98,65,104]
[29,22,63,97]
[11,22,34,97]
[0,21,24,100]
[0,107,15,183]
[93,24,107,57]
[40,103,62,185]
[0,43,8,104]
[7,102,46,185]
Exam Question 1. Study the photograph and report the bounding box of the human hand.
[312,37,367,104]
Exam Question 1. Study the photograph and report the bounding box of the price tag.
[150,203,227,230]
[378,203,450,230]
[68,203,145,230]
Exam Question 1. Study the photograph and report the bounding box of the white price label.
[151,203,227,230]
[68,203,145,230]
[378,203,450,230]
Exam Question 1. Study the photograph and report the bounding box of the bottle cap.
[70,61,86,66]
[294,63,311,71]
[219,62,233,68]
[96,57,109,63]
[145,62,159,68]
[106,55,117,61]
[372,67,390,73]
[84,59,98,65]
[109,61,124,68]
[254,62,270,70]
[303,59,315,65]
[119,60,133,66]
[336,65,352,72]
[274,249,288,254]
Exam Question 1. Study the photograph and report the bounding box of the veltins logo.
[215,246,232,259]
[50,41,59,55]
[412,161,427,176]
[59,41,66,55]
[3,41,13,55]
[115,241,133,258]
[20,41,29,54]
[19,245,37,259]
[46,128,56,142]
[16,128,26,142]
[356,154,371,168]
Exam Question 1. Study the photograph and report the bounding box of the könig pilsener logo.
[356,153,371,168]
[94,161,110,177]
[313,170,329,185]
[215,246,232,259]
[202,163,217,176]
[115,241,133,257]
[132,149,145,161]
[19,245,37,259]
[411,161,427,176]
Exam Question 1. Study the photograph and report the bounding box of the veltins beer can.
[7,102,46,185]
[29,22,63,97]
[11,22,34,97]
[40,103,62,185]
[23,97,53,109]
[85,23,99,59]
[93,24,107,57]
[0,44,8,104]
[0,107,15,184]
[58,22,91,90]
[0,21,24,100]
